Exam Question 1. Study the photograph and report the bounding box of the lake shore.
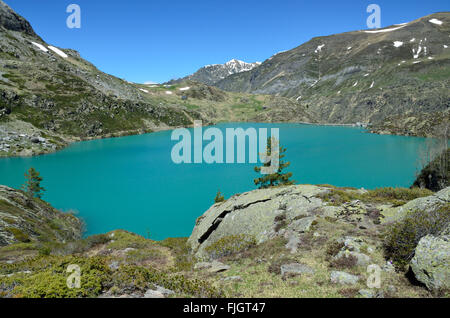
[0,119,415,159]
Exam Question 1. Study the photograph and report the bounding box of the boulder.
[334,251,371,267]
[410,231,450,291]
[330,271,360,285]
[288,216,317,233]
[187,185,329,259]
[383,187,449,223]
[280,263,315,278]
[194,261,230,273]
[144,290,165,298]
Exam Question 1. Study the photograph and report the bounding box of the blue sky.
[5,0,449,83]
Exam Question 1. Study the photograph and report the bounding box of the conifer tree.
[254,138,295,189]
[21,167,45,200]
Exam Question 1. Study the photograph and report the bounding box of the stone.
[188,185,329,258]
[382,261,395,273]
[281,263,315,277]
[194,261,230,273]
[289,216,317,233]
[330,271,360,285]
[222,276,242,282]
[143,290,164,298]
[359,289,376,298]
[338,236,364,252]
[155,285,175,296]
[359,289,384,298]
[334,250,371,266]
[410,232,450,291]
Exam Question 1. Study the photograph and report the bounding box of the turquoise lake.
[0,123,429,240]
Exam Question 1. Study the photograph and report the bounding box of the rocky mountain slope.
[0,185,82,247]
[167,59,261,86]
[214,13,450,137]
[0,0,204,156]
[0,1,313,157]
[0,183,448,298]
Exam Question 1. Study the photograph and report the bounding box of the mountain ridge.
[166,59,261,86]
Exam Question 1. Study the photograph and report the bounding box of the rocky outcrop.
[187,185,329,259]
[0,185,83,246]
[0,1,37,37]
[410,226,450,291]
[383,187,449,223]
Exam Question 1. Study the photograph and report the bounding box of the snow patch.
[410,38,416,42]
[31,42,48,52]
[48,46,68,58]
[353,81,358,87]
[429,18,443,26]
[393,41,404,48]
[296,96,302,101]
[179,87,190,91]
[364,25,406,34]
[165,91,173,95]
[444,45,448,49]
[370,81,374,88]
[139,89,149,93]
[315,44,325,53]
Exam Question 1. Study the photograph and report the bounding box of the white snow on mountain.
[31,42,48,52]
[364,25,406,34]
[315,45,325,53]
[48,46,68,58]
[393,41,404,48]
[429,18,443,25]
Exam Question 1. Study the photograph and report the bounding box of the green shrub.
[319,187,434,206]
[205,234,257,259]
[0,256,110,298]
[383,204,450,269]
[6,227,30,243]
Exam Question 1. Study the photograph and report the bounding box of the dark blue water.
[0,123,428,239]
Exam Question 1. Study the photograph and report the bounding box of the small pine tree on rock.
[21,167,45,200]
[254,137,295,189]
[214,190,225,204]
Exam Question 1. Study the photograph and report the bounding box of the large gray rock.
[281,263,315,278]
[384,187,449,223]
[334,250,371,267]
[410,230,450,291]
[188,185,329,259]
[330,271,360,285]
[194,261,230,273]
